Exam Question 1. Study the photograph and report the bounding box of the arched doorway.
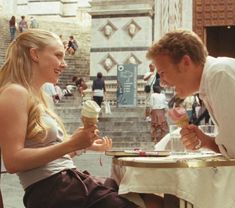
[206,26,235,58]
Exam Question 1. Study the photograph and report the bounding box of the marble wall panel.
[90,51,151,77]
[91,16,152,48]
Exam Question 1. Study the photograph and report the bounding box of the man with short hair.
[147,30,235,158]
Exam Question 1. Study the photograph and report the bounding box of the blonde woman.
[0,30,146,208]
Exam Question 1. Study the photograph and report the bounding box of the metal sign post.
[117,64,138,107]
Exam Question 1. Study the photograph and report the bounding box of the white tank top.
[17,114,76,189]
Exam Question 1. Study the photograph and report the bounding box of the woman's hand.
[87,136,112,152]
[180,124,208,150]
[69,126,99,151]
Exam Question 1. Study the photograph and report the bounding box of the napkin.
[154,127,181,151]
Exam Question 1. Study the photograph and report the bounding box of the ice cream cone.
[168,107,189,127]
[175,116,189,127]
[81,100,101,129]
[82,116,98,128]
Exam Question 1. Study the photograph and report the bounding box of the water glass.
[199,125,216,137]
[170,125,185,153]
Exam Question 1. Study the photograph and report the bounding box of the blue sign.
[117,64,138,107]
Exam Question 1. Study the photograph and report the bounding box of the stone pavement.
[1,152,112,208]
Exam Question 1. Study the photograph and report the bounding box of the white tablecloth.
[111,155,235,208]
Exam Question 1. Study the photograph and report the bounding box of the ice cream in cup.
[81,100,101,128]
[168,107,189,127]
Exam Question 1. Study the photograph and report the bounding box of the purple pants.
[23,169,138,208]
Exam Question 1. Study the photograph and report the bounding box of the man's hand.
[180,124,205,150]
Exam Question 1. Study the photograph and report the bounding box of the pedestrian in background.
[143,63,156,121]
[43,82,58,104]
[9,16,17,41]
[72,76,87,97]
[67,35,78,55]
[18,15,28,33]
[150,85,169,144]
[92,72,106,107]
[29,16,39,28]
[182,95,194,122]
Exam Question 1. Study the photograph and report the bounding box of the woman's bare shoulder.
[0,84,30,108]
[0,84,29,96]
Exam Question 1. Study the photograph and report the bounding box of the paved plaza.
[1,153,112,208]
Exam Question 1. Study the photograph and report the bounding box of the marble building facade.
[89,0,154,78]
[89,0,192,78]
[1,0,78,18]
[0,0,193,78]
[0,0,91,26]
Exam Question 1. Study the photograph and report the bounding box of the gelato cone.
[168,107,189,127]
[81,100,101,128]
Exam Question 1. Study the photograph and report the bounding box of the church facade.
[1,0,235,77]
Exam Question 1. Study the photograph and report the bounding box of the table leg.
[164,194,193,208]
[164,194,179,208]
[179,198,194,208]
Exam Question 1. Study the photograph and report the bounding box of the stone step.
[54,95,85,107]
[56,104,153,150]
[58,78,147,91]
[111,142,153,150]
[63,120,150,133]
[35,19,90,89]
[55,106,146,118]
[54,93,147,107]
[100,117,147,122]
[113,142,153,150]
[100,122,150,131]
[61,115,148,122]
[61,120,153,150]
[0,18,11,66]
[101,131,153,150]
[58,56,89,88]
[60,111,148,122]
[100,131,151,140]
[55,105,146,112]
[54,83,175,107]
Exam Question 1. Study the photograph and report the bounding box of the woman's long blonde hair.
[0,29,66,142]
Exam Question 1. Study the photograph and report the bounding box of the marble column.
[154,0,192,41]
